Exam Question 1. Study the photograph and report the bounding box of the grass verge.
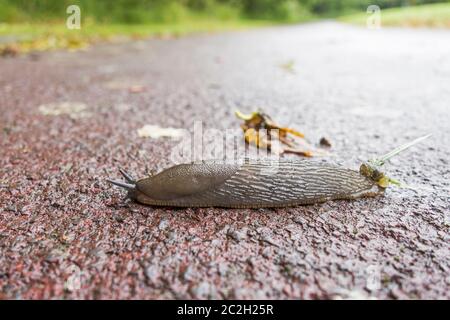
[0,18,274,55]
[339,3,450,28]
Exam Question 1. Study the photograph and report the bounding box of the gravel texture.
[0,22,449,299]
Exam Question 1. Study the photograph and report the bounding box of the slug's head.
[107,168,139,200]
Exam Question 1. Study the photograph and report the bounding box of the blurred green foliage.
[0,0,449,23]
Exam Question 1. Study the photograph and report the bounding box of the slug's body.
[109,159,384,208]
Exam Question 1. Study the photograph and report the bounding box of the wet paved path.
[0,22,449,299]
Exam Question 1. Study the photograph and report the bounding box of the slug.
[108,135,430,208]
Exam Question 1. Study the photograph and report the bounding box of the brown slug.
[108,135,430,208]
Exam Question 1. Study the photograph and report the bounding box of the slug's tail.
[362,133,432,189]
[371,133,432,167]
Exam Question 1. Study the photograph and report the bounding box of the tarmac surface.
[0,22,449,299]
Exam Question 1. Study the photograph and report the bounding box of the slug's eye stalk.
[360,134,432,188]
[107,168,137,198]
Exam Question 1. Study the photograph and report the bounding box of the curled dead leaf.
[0,44,20,57]
[235,109,328,157]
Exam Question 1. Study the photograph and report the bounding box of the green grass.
[6,2,449,54]
[0,0,317,54]
[339,3,450,28]
[0,19,272,39]
[0,18,275,53]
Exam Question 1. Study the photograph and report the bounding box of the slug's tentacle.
[108,168,137,190]
[119,168,136,183]
[107,179,135,190]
